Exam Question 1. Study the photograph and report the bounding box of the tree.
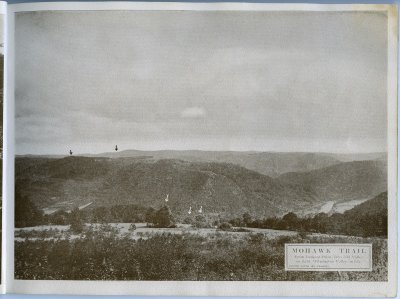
[15,191,43,227]
[93,206,111,223]
[49,209,70,225]
[153,206,175,228]
[69,207,84,233]
[282,212,299,230]
[145,207,156,223]
[242,213,252,227]
[311,213,329,233]
[218,222,232,231]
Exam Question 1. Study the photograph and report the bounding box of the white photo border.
[4,2,398,296]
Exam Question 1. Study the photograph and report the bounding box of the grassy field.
[15,222,298,241]
[15,223,387,281]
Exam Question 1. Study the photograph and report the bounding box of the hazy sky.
[15,10,388,155]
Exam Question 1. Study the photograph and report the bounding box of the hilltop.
[16,154,387,218]
[17,150,386,178]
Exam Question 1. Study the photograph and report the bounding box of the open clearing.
[15,222,298,241]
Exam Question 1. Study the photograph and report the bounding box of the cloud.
[15,11,387,154]
[180,107,207,118]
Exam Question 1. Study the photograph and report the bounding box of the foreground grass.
[15,226,387,281]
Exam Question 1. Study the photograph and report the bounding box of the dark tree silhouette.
[153,205,175,228]
[15,191,43,227]
[242,212,252,227]
[69,207,84,233]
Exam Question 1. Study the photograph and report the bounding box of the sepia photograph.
[13,7,393,285]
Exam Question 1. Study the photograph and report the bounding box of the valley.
[15,151,387,219]
[15,150,388,282]
[300,198,371,216]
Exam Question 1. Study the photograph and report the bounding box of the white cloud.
[15,11,387,154]
[180,107,207,118]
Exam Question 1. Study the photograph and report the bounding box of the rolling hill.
[84,150,343,177]
[15,154,387,218]
[18,150,386,178]
[277,159,387,202]
[344,191,387,218]
[325,192,388,237]
[16,156,318,218]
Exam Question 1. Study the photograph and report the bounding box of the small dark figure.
[69,149,73,156]
[115,145,118,151]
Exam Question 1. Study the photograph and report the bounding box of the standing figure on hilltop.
[69,149,73,156]
[115,145,118,151]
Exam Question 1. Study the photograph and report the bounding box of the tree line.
[226,210,387,238]
[15,191,176,230]
[16,191,387,237]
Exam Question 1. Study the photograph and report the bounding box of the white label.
[285,243,372,271]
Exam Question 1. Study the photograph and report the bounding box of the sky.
[15,10,388,155]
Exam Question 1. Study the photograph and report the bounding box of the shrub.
[128,224,137,232]
[182,217,194,225]
[153,206,175,228]
[298,230,308,239]
[70,221,84,234]
[14,228,388,281]
[195,215,206,222]
[193,221,211,228]
[218,222,232,231]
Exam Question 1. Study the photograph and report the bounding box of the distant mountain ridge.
[16,153,387,218]
[18,149,386,178]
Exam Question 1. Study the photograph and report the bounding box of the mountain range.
[15,150,387,218]
[19,150,386,177]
